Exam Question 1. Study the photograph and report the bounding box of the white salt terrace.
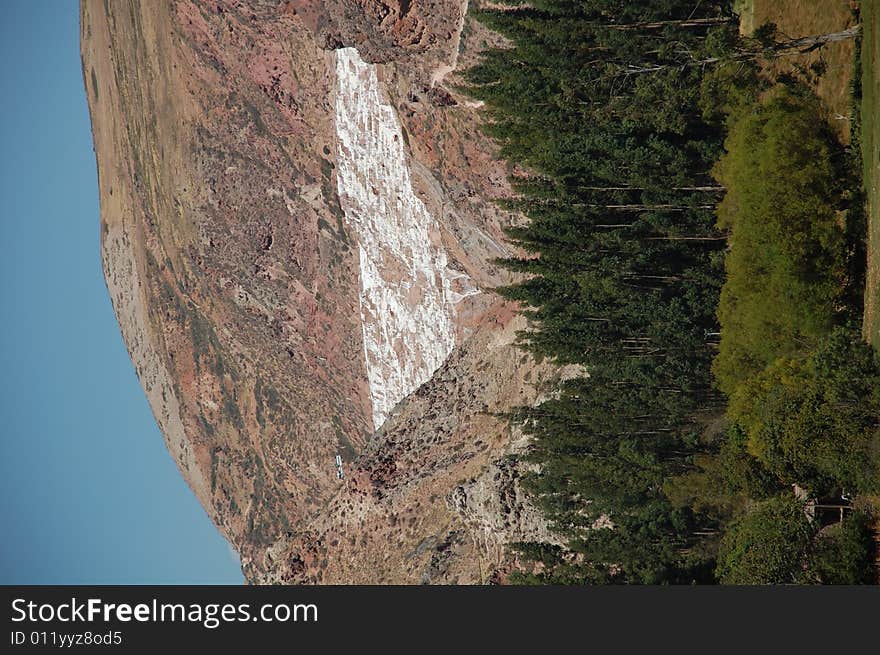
[334,47,472,430]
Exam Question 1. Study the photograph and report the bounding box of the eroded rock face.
[293,0,468,73]
[252,312,569,584]
[81,0,553,583]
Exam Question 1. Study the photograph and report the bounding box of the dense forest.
[463,0,879,583]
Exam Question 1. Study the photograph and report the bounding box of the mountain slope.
[81,0,554,582]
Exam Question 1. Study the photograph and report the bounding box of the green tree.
[805,511,874,584]
[712,85,848,394]
[463,0,799,584]
[727,328,880,496]
[716,494,814,584]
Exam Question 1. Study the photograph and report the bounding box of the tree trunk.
[575,203,716,211]
[771,26,861,53]
[608,17,736,31]
[623,26,861,75]
[646,235,728,241]
[577,185,723,192]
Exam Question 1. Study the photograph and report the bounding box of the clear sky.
[0,1,243,584]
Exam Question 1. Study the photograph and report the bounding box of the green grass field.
[862,1,880,347]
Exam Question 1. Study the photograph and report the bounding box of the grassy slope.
[746,0,857,140]
[858,1,880,582]
[862,1,880,346]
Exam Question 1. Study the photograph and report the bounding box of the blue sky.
[0,1,243,584]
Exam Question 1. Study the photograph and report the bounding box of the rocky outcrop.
[292,0,467,77]
[251,312,569,584]
[82,0,555,583]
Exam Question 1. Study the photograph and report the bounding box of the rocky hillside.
[81,0,558,583]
